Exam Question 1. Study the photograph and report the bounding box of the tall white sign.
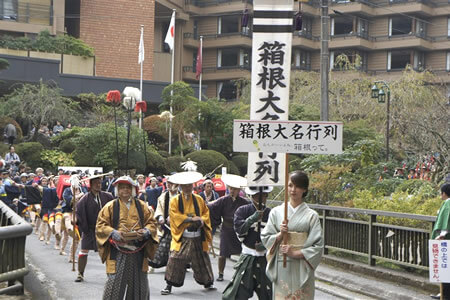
[247,0,294,186]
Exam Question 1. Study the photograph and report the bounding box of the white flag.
[164,11,175,51]
[138,27,144,64]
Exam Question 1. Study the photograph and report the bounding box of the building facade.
[2,0,450,101]
[153,0,450,100]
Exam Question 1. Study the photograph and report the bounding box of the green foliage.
[40,149,75,171]
[165,156,185,173]
[228,160,239,175]
[15,142,44,169]
[0,81,80,140]
[0,30,94,57]
[231,154,248,176]
[146,150,166,175]
[185,150,229,176]
[71,123,150,171]
[0,58,9,70]
[0,143,9,158]
[58,139,76,153]
[394,179,436,195]
[343,120,377,149]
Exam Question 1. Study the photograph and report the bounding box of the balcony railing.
[183,65,251,73]
[184,31,252,40]
[331,31,370,40]
[373,32,432,42]
[185,0,251,7]
[332,0,435,7]
[0,0,53,25]
[0,201,33,295]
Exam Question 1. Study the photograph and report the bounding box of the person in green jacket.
[431,183,450,300]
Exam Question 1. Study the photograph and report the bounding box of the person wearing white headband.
[96,176,158,299]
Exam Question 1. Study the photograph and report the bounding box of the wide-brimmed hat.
[169,171,203,185]
[81,173,107,182]
[113,176,138,187]
[136,174,145,179]
[166,174,177,184]
[245,186,273,195]
[20,173,28,178]
[222,174,247,189]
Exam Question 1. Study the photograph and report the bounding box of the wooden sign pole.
[283,153,289,267]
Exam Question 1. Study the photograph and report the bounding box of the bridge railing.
[0,201,33,295]
[268,200,436,270]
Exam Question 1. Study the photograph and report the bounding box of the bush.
[165,156,185,173]
[394,179,436,195]
[228,160,240,175]
[59,139,76,153]
[0,116,23,141]
[0,30,94,57]
[40,149,75,171]
[231,154,247,176]
[146,150,166,175]
[185,150,229,176]
[15,142,44,169]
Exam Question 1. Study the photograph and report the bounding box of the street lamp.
[370,81,391,161]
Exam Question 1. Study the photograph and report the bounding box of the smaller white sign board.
[58,166,103,174]
[233,120,343,154]
[429,240,450,283]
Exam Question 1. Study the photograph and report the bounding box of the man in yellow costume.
[96,176,158,300]
[161,171,215,295]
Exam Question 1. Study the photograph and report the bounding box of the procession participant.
[74,173,114,282]
[161,171,214,295]
[431,183,450,300]
[199,179,219,204]
[96,176,158,299]
[61,175,86,260]
[261,171,323,300]
[34,177,59,245]
[207,173,249,282]
[24,176,42,234]
[136,174,146,199]
[140,177,163,210]
[101,171,115,194]
[149,174,179,270]
[223,186,273,300]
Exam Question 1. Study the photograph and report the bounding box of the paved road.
[24,231,341,300]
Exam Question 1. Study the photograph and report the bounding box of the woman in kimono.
[261,171,323,300]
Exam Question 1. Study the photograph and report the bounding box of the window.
[193,20,198,39]
[388,50,411,70]
[162,23,170,53]
[218,16,239,35]
[330,50,367,71]
[357,18,369,39]
[292,49,311,70]
[415,20,426,38]
[297,16,312,39]
[217,81,237,101]
[448,17,450,36]
[413,51,425,71]
[1,0,17,20]
[218,48,239,67]
[446,52,450,72]
[389,17,412,36]
[218,48,250,68]
[331,17,354,36]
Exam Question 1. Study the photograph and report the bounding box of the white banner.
[234,120,343,154]
[429,240,450,283]
[247,0,294,186]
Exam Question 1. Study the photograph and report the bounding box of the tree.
[0,81,80,140]
[159,81,201,157]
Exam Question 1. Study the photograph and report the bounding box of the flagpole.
[197,35,202,150]
[168,9,176,155]
[139,25,144,130]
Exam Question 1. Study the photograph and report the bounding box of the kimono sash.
[177,194,205,243]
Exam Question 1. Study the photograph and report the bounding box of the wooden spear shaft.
[283,153,289,268]
[72,186,76,272]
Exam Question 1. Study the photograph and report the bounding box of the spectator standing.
[53,121,64,135]
[5,146,20,173]
[4,123,17,145]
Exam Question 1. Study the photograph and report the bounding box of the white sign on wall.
[429,240,450,283]
[247,0,294,186]
[234,120,343,154]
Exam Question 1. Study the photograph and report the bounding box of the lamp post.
[371,81,391,161]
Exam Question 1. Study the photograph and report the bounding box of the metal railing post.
[368,214,376,266]
[323,209,329,255]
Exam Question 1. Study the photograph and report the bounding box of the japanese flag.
[164,11,176,51]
